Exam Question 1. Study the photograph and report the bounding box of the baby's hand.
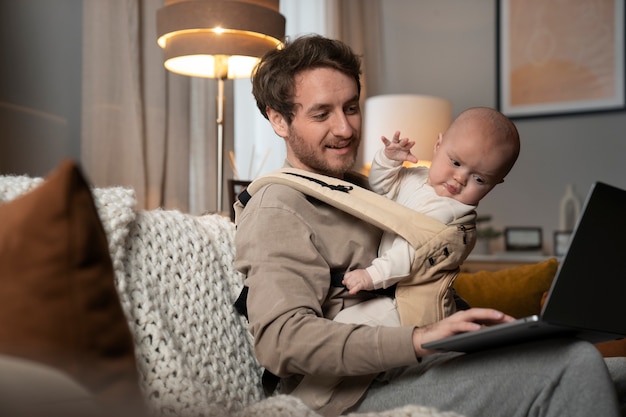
[381,131,418,164]
[342,269,375,295]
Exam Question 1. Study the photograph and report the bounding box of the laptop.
[422,181,626,353]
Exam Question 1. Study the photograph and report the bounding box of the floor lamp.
[156,0,285,212]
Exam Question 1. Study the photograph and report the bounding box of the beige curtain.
[325,0,383,167]
[326,0,384,99]
[81,0,233,214]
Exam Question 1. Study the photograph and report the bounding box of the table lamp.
[362,94,452,174]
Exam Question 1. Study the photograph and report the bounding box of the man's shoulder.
[245,181,320,215]
[236,183,310,228]
[253,169,370,196]
[244,168,371,211]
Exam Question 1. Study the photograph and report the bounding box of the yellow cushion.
[454,258,559,319]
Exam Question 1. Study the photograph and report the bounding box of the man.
[234,34,622,417]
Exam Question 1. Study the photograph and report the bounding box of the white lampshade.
[362,94,452,169]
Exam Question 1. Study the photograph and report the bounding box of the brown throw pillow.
[0,160,143,413]
[454,258,559,319]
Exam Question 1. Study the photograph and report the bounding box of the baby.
[342,106,520,298]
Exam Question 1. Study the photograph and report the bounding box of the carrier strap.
[236,168,456,249]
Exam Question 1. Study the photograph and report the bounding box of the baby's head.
[428,107,520,206]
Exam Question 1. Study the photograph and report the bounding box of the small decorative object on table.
[504,227,543,252]
[553,230,573,257]
[474,215,502,254]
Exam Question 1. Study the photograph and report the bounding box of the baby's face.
[427,131,508,206]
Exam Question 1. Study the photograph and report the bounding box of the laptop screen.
[542,182,626,337]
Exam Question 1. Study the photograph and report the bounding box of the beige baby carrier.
[234,167,477,327]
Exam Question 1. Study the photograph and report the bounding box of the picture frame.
[504,227,543,251]
[496,0,625,119]
[554,230,573,257]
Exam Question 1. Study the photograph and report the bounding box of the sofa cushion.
[454,258,558,319]
[0,160,143,413]
[0,354,103,417]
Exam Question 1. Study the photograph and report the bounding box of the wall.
[0,0,82,177]
[377,0,626,254]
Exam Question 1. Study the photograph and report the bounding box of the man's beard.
[286,131,359,178]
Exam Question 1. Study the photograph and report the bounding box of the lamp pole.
[215,56,228,213]
[216,76,225,212]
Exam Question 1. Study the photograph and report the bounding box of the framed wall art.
[497,0,625,118]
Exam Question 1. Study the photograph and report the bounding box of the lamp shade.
[363,94,452,167]
[157,0,285,78]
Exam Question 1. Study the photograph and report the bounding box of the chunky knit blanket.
[115,209,263,416]
[0,174,464,417]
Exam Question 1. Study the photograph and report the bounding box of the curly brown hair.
[251,34,362,124]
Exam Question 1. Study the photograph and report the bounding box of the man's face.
[268,67,361,178]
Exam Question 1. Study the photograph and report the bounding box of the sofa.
[0,160,622,417]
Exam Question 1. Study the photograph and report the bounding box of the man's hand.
[342,269,375,295]
[412,308,515,357]
[382,131,419,164]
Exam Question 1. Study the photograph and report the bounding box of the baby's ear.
[433,133,443,152]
